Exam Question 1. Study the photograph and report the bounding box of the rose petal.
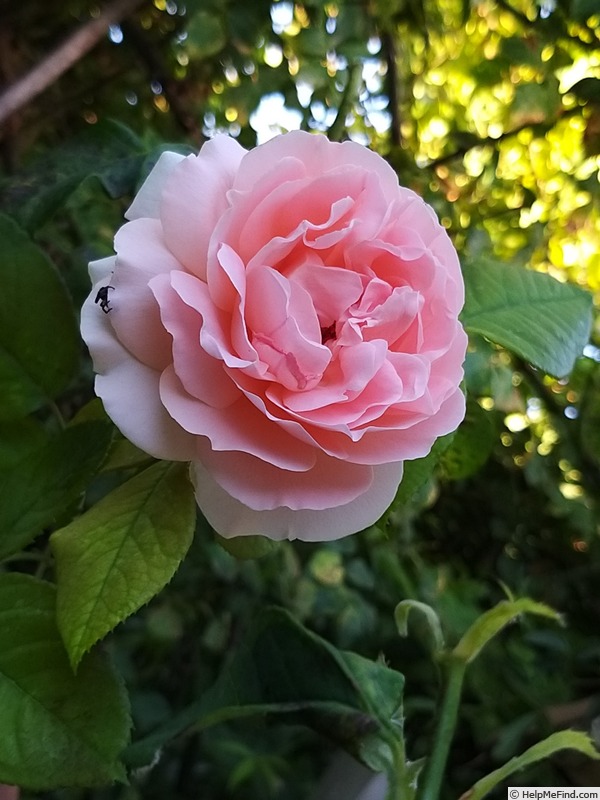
[83,259,196,460]
[165,266,258,371]
[125,151,186,221]
[311,387,466,464]
[160,365,316,471]
[191,457,404,541]
[290,264,364,327]
[84,131,467,544]
[196,441,375,511]
[111,218,179,369]
[160,136,246,278]
[209,156,308,269]
[81,257,119,375]
[233,130,400,203]
[246,267,330,391]
[89,256,116,285]
[150,272,241,408]
[97,360,196,461]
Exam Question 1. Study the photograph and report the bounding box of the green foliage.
[52,461,196,669]
[0,215,79,420]
[126,606,404,770]
[0,421,113,561]
[462,730,600,800]
[452,598,563,664]
[390,434,453,509]
[462,258,593,378]
[439,400,496,480]
[3,121,145,232]
[0,573,130,789]
[219,533,279,560]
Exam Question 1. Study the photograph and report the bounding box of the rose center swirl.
[320,322,337,344]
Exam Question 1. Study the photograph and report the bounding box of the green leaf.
[0,421,114,561]
[459,730,600,800]
[0,418,47,469]
[125,607,404,769]
[453,598,563,665]
[391,433,454,509]
[462,259,593,378]
[0,215,79,419]
[4,120,144,231]
[0,573,130,789]
[70,399,153,472]
[52,461,196,669]
[218,534,279,560]
[439,399,495,480]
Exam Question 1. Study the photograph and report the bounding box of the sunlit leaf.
[52,461,196,669]
[462,259,593,377]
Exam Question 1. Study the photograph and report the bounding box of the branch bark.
[381,31,402,148]
[0,0,145,126]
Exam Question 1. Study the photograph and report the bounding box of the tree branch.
[382,31,402,148]
[0,0,145,126]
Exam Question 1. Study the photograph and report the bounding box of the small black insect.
[95,285,115,314]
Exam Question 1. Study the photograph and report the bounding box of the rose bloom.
[81,131,467,541]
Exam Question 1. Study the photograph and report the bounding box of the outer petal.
[233,130,401,203]
[191,458,404,541]
[81,256,120,375]
[197,444,374,511]
[125,151,186,221]
[82,256,195,461]
[160,136,247,278]
[111,218,179,369]
[96,360,196,461]
[89,255,116,285]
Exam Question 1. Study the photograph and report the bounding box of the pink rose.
[81,131,467,541]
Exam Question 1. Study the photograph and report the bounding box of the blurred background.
[1,0,600,796]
